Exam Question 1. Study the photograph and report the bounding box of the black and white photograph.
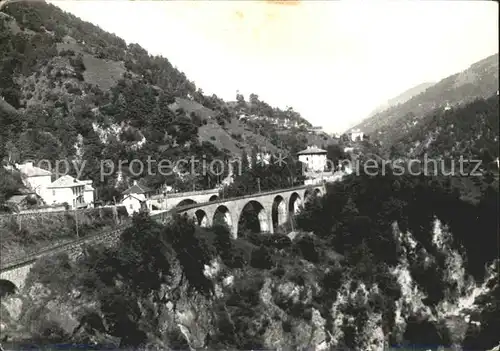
[0,0,498,349]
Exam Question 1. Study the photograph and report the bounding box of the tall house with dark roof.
[297,146,328,172]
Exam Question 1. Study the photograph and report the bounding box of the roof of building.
[297,146,327,155]
[123,193,146,202]
[17,162,52,177]
[6,193,42,205]
[6,194,30,205]
[47,175,86,188]
[122,182,152,195]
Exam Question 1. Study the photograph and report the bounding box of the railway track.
[0,209,177,273]
[0,184,317,273]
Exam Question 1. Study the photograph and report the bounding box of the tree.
[240,149,250,174]
[0,168,22,206]
[403,316,450,347]
[326,144,345,171]
[166,214,214,296]
[236,93,245,108]
[249,93,259,105]
[190,111,203,127]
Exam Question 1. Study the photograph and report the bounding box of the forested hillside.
[2,168,498,349]
[390,95,499,162]
[0,0,323,205]
[385,94,499,203]
[352,53,498,146]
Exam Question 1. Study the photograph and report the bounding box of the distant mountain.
[367,81,435,118]
[351,53,499,146]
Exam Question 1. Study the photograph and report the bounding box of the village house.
[348,128,364,141]
[12,162,96,210]
[122,193,147,215]
[297,146,328,172]
[81,180,95,205]
[121,181,154,214]
[16,162,52,196]
[45,175,95,209]
[307,126,324,134]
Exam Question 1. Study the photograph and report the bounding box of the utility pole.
[74,194,79,238]
[257,177,261,193]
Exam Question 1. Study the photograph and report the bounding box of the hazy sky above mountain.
[50,0,498,133]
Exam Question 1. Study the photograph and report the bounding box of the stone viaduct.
[175,185,325,238]
[0,184,325,294]
[149,188,220,211]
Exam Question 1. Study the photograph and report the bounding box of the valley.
[0,1,499,350]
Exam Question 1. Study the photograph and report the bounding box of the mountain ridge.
[349,53,498,144]
[364,81,435,122]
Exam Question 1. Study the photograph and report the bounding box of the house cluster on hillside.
[238,114,308,130]
[4,162,95,212]
[307,126,324,134]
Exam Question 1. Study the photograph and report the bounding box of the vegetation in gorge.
[8,163,497,349]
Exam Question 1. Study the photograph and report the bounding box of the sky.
[49,0,499,133]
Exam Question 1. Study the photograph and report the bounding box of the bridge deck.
[176,184,316,212]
